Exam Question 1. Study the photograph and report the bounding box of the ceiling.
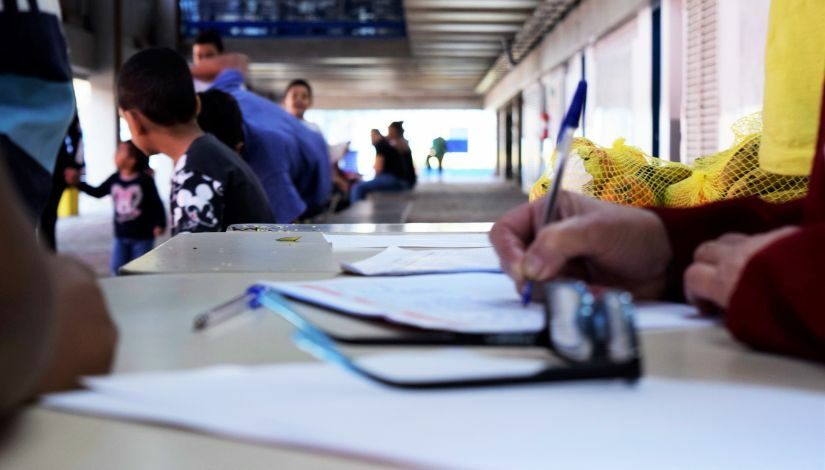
[200,0,579,109]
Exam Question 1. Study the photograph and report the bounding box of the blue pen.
[522,80,588,306]
[193,285,267,330]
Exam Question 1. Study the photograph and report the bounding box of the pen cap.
[557,80,588,144]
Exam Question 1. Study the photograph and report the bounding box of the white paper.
[324,233,492,248]
[44,351,825,470]
[263,273,715,333]
[342,246,502,276]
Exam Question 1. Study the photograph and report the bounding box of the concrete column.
[77,0,118,214]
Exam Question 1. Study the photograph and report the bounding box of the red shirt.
[651,86,825,363]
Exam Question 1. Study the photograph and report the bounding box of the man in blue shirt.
[205,70,306,223]
[191,31,331,220]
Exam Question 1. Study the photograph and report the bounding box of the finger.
[522,216,595,282]
[693,240,728,264]
[490,201,541,283]
[683,262,727,309]
[717,232,748,244]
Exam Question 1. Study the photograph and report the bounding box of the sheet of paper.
[44,351,825,470]
[342,246,502,276]
[263,273,714,333]
[324,233,492,248]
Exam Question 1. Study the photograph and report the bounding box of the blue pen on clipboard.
[522,80,588,306]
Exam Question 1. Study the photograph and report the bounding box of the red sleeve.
[649,198,804,301]
[726,224,825,361]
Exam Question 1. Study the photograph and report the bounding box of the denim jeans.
[111,237,154,275]
[350,173,410,204]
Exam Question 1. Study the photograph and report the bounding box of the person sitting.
[117,47,274,234]
[191,32,331,220]
[283,78,322,134]
[387,121,417,188]
[491,0,825,363]
[490,88,825,363]
[350,130,413,203]
[197,89,246,155]
[73,141,166,275]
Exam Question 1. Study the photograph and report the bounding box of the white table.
[2,272,823,470]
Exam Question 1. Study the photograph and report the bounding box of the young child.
[197,89,245,156]
[116,47,275,234]
[77,141,166,275]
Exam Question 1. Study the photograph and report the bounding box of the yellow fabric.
[759,0,825,176]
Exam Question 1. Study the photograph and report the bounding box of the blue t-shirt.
[211,70,331,217]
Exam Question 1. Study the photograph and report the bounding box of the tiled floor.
[56,178,527,277]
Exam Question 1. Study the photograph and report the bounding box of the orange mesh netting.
[529,114,809,207]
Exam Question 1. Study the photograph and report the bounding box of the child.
[116,47,275,234]
[77,141,166,275]
[197,89,245,155]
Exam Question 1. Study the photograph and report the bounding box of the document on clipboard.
[262,273,715,333]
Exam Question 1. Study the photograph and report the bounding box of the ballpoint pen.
[193,284,267,330]
[522,80,588,306]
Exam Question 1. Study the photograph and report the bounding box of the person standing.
[75,141,166,275]
[0,0,77,220]
[40,114,84,251]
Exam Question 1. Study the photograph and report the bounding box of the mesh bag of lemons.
[529,114,809,207]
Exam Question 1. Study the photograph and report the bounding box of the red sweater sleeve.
[727,224,825,361]
[649,198,804,301]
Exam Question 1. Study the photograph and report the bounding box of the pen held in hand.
[521,80,587,307]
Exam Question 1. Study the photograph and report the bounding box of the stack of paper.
[44,351,825,470]
[342,246,502,276]
[324,233,492,249]
[262,273,715,333]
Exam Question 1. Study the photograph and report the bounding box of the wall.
[715,0,770,149]
[484,0,649,111]
[76,0,118,215]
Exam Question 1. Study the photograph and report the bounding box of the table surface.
[2,232,823,470]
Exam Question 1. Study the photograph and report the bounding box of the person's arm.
[649,197,805,301]
[145,177,167,232]
[720,224,825,361]
[35,255,118,392]
[0,162,56,414]
[77,174,115,199]
[190,54,249,82]
[373,154,385,174]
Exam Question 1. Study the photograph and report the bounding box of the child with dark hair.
[75,141,166,275]
[117,47,274,234]
[197,89,245,155]
[283,78,322,134]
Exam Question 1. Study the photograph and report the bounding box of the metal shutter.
[683,0,718,162]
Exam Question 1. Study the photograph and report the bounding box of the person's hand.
[684,226,799,312]
[36,256,118,392]
[64,167,80,186]
[490,191,673,300]
[153,226,164,237]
